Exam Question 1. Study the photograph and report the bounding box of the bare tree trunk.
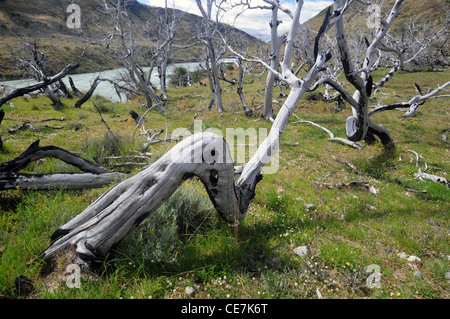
[237,56,252,116]
[196,0,224,112]
[69,76,82,98]
[75,76,100,108]
[263,3,285,122]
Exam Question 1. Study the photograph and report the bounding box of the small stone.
[293,246,308,257]
[185,286,196,297]
[445,272,450,281]
[407,255,422,263]
[397,252,408,259]
[413,271,423,279]
[306,204,316,211]
[369,186,379,195]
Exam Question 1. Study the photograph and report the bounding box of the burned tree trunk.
[0,140,107,174]
[75,76,100,108]
[69,77,82,98]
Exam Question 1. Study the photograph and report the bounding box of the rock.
[293,246,308,257]
[445,272,450,281]
[397,252,408,259]
[413,271,423,279]
[407,255,422,263]
[306,204,316,211]
[185,286,196,297]
[369,186,379,195]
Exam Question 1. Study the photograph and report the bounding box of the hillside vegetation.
[0,0,261,80]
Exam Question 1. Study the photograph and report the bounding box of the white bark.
[0,172,126,191]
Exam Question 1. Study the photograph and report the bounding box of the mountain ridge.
[0,0,262,80]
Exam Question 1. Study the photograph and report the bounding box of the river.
[0,59,234,103]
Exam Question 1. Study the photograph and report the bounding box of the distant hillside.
[303,0,449,36]
[0,0,262,80]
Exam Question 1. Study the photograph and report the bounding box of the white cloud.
[143,0,333,41]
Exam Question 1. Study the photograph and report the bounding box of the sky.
[138,0,333,42]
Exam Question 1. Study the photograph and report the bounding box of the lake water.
[0,59,234,103]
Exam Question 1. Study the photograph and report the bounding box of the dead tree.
[40,0,333,267]
[69,77,83,98]
[195,0,225,112]
[15,42,64,110]
[262,0,286,121]
[0,63,80,108]
[75,76,100,108]
[92,0,164,112]
[146,0,177,101]
[0,140,126,191]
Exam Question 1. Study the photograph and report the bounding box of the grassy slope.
[0,65,448,299]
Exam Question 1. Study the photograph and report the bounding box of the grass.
[0,67,449,300]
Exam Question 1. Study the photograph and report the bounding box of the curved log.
[0,140,107,174]
[41,132,242,264]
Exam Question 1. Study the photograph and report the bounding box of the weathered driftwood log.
[0,172,125,191]
[0,140,107,174]
[0,64,80,107]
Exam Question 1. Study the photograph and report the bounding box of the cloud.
[142,0,333,41]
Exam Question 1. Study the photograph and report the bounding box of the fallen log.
[8,122,41,134]
[312,180,371,190]
[0,140,107,174]
[0,172,126,191]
